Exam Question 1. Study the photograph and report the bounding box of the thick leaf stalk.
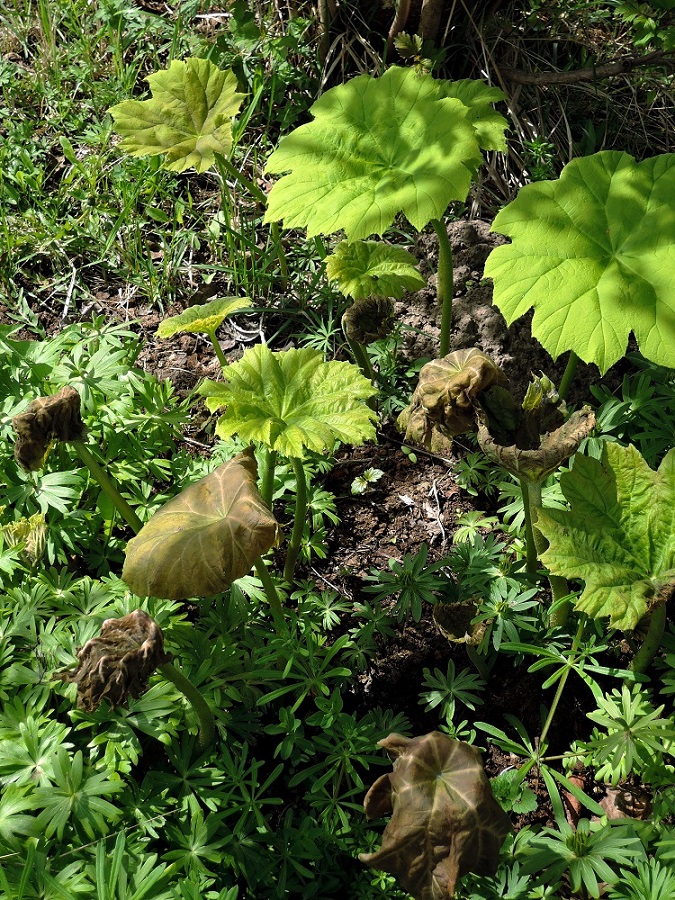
[431,218,455,357]
[629,602,667,675]
[73,441,144,534]
[158,661,215,752]
[525,478,571,627]
[283,456,309,586]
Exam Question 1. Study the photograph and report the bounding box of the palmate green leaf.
[264,65,485,240]
[485,151,675,373]
[109,58,245,173]
[436,79,508,153]
[325,240,425,300]
[537,443,675,630]
[199,345,377,459]
[123,448,281,600]
[157,297,252,338]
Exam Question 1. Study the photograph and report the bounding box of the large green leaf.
[484,151,675,373]
[537,443,675,630]
[359,732,511,898]
[122,448,281,600]
[437,79,508,153]
[325,240,425,300]
[109,58,245,173]
[264,65,485,240]
[199,345,377,459]
[156,297,252,338]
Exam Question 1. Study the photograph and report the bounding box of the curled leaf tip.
[12,386,86,471]
[342,297,395,344]
[56,609,171,711]
[360,731,511,899]
[397,349,507,450]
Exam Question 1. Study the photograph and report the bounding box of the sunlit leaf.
[485,151,675,372]
[326,240,425,300]
[157,297,252,338]
[199,345,377,459]
[109,58,245,173]
[537,443,675,630]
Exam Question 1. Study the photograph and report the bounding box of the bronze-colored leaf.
[122,447,282,600]
[397,349,507,450]
[56,609,171,711]
[433,599,487,646]
[478,406,595,483]
[360,731,512,899]
[342,297,395,344]
[12,386,86,471]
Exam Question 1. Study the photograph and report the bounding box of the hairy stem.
[72,441,143,534]
[260,448,278,511]
[527,478,571,627]
[158,661,215,752]
[254,556,286,628]
[283,456,309,586]
[430,217,455,357]
[631,602,667,674]
[346,335,375,384]
[558,350,579,402]
[519,477,539,580]
[206,328,229,371]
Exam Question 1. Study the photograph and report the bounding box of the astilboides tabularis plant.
[264,64,508,356]
[484,150,675,397]
[360,731,511,898]
[398,348,595,624]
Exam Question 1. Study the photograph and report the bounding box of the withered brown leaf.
[359,732,512,899]
[56,609,171,711]
[12,385,86,471]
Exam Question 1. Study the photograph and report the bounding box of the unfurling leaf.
[485,151,675,372]
[477,406,595,484]
[1,513,47,565]
[109,58,245,173]
[56,609,171,711]
[265,66,488,240]
[360,732,511,898]
[342,297,395,344]
[157,296,252,338]
[122,447,281,600]
[199,345,377,459]
[12,386,86,471]
[536,443,675,631]
[326,240,425,300]
[397,349,507,451]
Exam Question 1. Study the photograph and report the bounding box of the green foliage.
[265,65,506,240]
[325,240,425,300]
[363,544,456,621]
[570,684,675,784]
[485,151,675,372]
[419,659,485,722]
[537,442,675,630]
[109,58,246,173]
[156,297,252,338]
[199,345,377,458]
[490,768,538,815]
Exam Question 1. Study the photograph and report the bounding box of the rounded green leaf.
[264,65,484,240]
[122,448,281,600]
[325,240,425,300]
[437,79,508,152]
[156,297,252,338]
[537,443,675,630]
[199,345,377,459]
[485,151,675,373]
[109,58,246,173]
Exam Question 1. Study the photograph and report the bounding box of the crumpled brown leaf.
[397,349,508,451]
[12,385,86,471]
[359,732,512,899]
[478,406,596,483]
[342,296,395,344]
[56,609,171,711]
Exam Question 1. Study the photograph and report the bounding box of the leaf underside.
[199,345,377,459]
[122,448,281,600]
[485,151,675,373]
[156,297,252,338]
[537,443,675,630]
[359,732,511,899]
[265,66,487,240]
[109,58,245,173]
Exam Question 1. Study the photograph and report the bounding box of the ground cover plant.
[1,1,675,898]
